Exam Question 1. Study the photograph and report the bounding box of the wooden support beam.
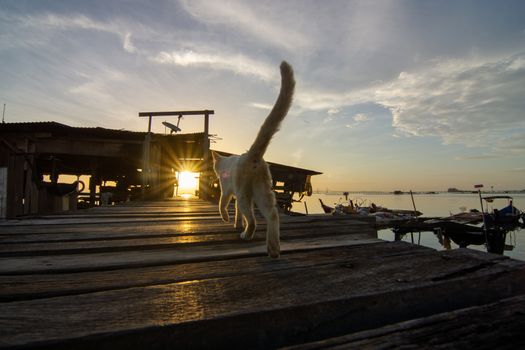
[138,110,214,117]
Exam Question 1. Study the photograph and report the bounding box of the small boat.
[319,198,422,225]
[482,196,523,226]
[441,210,483,224]
[434,221,508,254]
[319,199,334,214]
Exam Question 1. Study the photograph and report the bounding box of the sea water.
[291,192,525,261]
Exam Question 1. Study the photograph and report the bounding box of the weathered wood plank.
[0,242,430,301]
[283,294,525,349]
[2,199,523,349]
[0,248,524,349]
[0,234,381,275]
[0,217,374,242]
[0,214,224,227]
[0,224,376,258]
[0,213,372,234]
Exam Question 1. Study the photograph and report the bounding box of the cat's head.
[211,150,224,177]
[211,151,236,188]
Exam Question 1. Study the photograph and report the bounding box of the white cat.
[211,61,295,258]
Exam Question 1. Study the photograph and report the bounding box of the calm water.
[291,192,525,261]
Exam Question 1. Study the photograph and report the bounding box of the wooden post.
[6,154,25,218]
[89,170,97,207]
[478,188,489,245]
[142,132,151,198]
[139,110,214,200]
[200,112,211,200]
[409,190,420,244]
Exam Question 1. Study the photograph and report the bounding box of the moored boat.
[482,196,523,226]
[319,198,422,225]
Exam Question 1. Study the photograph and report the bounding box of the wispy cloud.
[249,102,273,110]
[4,12,141,55]
[345,113,370,128]
[123,33,137,53]
[454,155,500,160]
[151,49,276,81]
[293,52,525,154]
[28,13,117,32]
[373,53,525,151]
[179,0,311,52]
[353,113,369,122]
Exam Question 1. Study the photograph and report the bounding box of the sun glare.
[177,171,199,195]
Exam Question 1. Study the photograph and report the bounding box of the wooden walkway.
[1,198,524,349]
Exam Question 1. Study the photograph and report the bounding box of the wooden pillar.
[142,133,151,198]
[23,141,39,215]
[89,169,98,207]
[200,112,211,200]
[6,154,25,218]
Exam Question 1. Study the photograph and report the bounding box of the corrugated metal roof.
[0,122,205,141]
[0,121,147,139]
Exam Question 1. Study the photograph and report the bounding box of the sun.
[177,171,199,194]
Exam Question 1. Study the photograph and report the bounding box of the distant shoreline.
[314,190,525,196]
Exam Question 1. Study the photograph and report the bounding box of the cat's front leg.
[233,198,242,231]
[254,185,280,258]
[264,207,280,258]
[219,193,232,222]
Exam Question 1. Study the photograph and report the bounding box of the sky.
[1,0,524,192]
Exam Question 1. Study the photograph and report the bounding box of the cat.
[211,61,295,258]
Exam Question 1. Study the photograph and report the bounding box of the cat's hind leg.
[236,195,256,240]
[254,185,280,258]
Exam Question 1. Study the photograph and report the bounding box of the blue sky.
[1,0,524,191]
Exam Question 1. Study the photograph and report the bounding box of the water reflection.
[295,193,525,260]
[393,223,523,255]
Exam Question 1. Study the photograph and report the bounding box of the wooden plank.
[0,214,224,227]
[0,213,370,232]
[0,219,376,256]
[0,242,430,302]
[284,294,525,349]
[0,216,374,240]
[0,248,524,349]
[0,234,381,275]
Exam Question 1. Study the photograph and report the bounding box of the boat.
[319,198,422,224]
[434,221,509,254]
[319,199,334,214]
[392,195,524,254]
[482,196,523,226]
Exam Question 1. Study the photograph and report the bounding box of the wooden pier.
[1,198,525,349]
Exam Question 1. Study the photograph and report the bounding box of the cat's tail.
[247,61,295,159]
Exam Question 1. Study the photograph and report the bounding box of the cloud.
[123,33,137,53]
[31,13,117,32]
[373,53,525,151]
[179,0,310,51]
[344,113,369,128]
[151,49,276,81]
[5,12,140,54]
[454,155,499,160]
[290,148,304,166]
[249,102,273,110]
[68,69,126,103]
[294,88,369,111]
[353,113,368,122]
[293,52,525,154]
